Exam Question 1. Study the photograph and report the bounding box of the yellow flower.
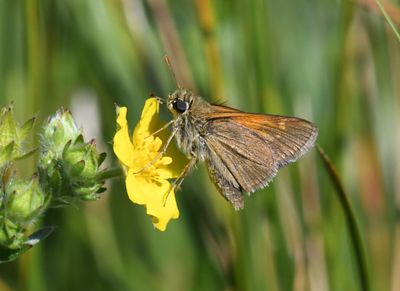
[113,98,185,231]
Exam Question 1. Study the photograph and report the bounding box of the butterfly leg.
[144,119,175,140]
[162,157,197,205]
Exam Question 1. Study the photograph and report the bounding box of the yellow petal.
[156,167,175,179]
[157,125,189,178]
[125,171,151,205]
[150,188,179,231]
[125,169,179,231]
[159,156,172,165]
[133,98,161,143]
[113,107,134,167]
[155,156,177,179]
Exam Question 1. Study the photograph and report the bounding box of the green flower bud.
[63,137,97,178]
[0,175,48,250]
[39,110,107,202]
[40,108,81,158]
[62,137,106,200]
[5,175,47,226]
[0,219,24,249]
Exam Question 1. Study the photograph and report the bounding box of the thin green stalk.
[316,144,370,291]
[375,0,400,42]
[97,167,124,181]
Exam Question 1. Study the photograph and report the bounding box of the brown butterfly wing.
[204,120,277,209]
[207,105,318,167]
[203,105,318,209]
[204,142,245,210]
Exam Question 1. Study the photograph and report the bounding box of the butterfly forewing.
[208,105,318,166]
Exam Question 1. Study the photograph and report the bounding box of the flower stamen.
[132,127,178,175]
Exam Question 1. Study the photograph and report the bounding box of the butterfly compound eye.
[173,99,189,113]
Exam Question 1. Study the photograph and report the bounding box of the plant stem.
[97,167,124,181]
[316,144,370,291]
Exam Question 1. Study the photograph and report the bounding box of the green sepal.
[14,147,38,161]
[0,142,15,168]
[98,152,107,166]
[74,134,84,145]
[19,117,36,140]
[71,160,85,177]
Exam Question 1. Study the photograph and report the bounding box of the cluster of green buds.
[39,109,106,203]
[0,105,50,261]
[0,105,107,262]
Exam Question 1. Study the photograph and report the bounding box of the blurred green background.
[1,0,399,290]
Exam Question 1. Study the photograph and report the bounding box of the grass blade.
[316,144,370,291]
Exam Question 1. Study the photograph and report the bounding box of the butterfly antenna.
[164,55,181,88]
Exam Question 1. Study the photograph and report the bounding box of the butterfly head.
[167,88,194,116]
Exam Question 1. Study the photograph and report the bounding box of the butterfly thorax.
[167,89,212,160]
